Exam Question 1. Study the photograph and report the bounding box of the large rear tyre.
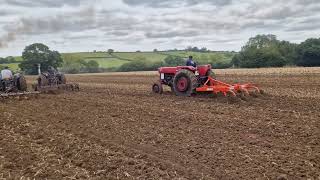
[59,74,67,84]
[173,69,198,97]
[17,75,27,91]
[38,74,49,87]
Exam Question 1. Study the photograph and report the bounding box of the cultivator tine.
[0,92,40,102]
[236,83,262,97]
[35,83,80,93]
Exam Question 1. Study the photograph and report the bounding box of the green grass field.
[0,63,20,71]
[3,51,235,71]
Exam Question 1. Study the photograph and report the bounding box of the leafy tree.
[200,47,208,52]
[243,34,277,49]
[0,57,7,64]
[277,41,298,65]
[19,43,63,74]
[296,38,320,67]
[86,60,100,73]
[234,34,292,68]
[186,46,209,52]
[107,49,114,54]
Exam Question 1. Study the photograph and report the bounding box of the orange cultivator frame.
[196,76,262,97]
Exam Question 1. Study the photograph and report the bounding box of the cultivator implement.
[0,91,40,101]
[196,76,263,97]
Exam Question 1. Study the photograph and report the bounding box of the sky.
[0,0,319,57]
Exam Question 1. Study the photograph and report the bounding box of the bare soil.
[0,69,319,179]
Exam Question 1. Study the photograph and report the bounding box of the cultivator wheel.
[152,82,163,94]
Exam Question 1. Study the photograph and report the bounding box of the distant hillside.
[61,51,236,69]
[4,51,236,72]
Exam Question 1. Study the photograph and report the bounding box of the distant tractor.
[152,64,262,97]
[0,73,39,100]
[34,69,79,92]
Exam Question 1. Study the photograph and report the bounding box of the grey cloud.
[108,31,130,36]
[51,40,65,45]
[65,35,97,40]
[145,30,199,38]
[0,7,96,47]
[208,38,241,44]
[122,0,232,8]
[286,17,320,32]
[0,9,18,16]
[4,0,86,8]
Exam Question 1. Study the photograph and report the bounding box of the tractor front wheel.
[152,82,163,94]
[173,69,198,96]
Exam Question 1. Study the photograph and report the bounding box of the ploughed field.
[1,68,319,179]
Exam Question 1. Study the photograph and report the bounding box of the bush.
[118,56,164,72]
[163,56,185,66]
[61,59,83,74]
[0,56,17,64]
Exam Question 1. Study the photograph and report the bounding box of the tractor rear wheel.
[173,69,198,96]
[59,74,67,84]
[38,74,49,87]
[17,75,27,91]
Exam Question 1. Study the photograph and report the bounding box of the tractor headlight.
[195,71,199,76]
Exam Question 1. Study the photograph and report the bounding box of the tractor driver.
[186,56,197,67]
[1,66,13,90]
[1,66,13,80]
[48,66,57,75]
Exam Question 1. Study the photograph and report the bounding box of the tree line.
[0,56,19,64]
[232,34,320,68]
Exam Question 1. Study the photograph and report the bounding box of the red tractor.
[152,64,262,97]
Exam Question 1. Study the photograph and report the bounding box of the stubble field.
[0,67,319,179]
